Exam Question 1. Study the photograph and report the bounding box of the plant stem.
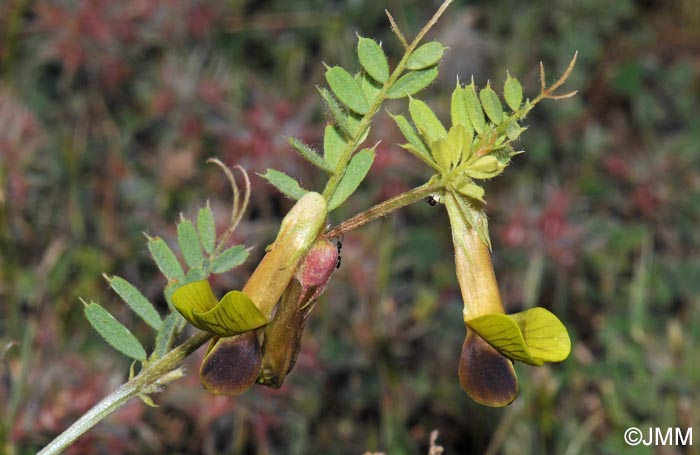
[37,331,212,455]
[324,180,441,239]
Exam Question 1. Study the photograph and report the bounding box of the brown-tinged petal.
[200,331,262,396]
[459,330,518,407]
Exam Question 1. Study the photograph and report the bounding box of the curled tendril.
[206,158,251,255]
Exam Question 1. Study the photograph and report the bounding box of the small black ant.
[335,236,343,269]
[424,195,438,206]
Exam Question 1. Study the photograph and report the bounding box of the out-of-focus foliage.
[1,0,699,454]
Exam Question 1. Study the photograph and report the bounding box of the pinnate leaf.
[84,302,147,361]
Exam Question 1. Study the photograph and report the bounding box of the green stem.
[321,0,453,201]
[324,180,441,239]
[37,331,212,455]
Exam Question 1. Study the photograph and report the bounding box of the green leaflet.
[387,67,439,99]
[450,85,474,137]
[84,302,147,361]
[356,72,382,105]
[406,41,445,70]
[185,267,207,284]
[318,87,352,137]
[479,84,504,124]
[357,36,389,84]
[453,179,485,203]
[153,313,180,359]
[288,137,334,173]
[105,275,162,331]
[211,245,248,274]
[328,148,375,211]
[172,280,268,337]
[325,65,370,115]
[347,112,369,141]
[323,125,346,170]
[409,98,447,144]
[260,168,308,200]
[446,125,466,168]
[431,138,451,171]
[465,155,500,179]
[177,218,204,269]
[503,72,523,111]
[398,144,440,171]
[465,307,571,366]
[463,82,486,135]
[506,120,527,141]
[390,113,433,164]
[147,235,185,282]
[197,205,216,254]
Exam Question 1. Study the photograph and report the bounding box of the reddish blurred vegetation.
[1,0,700,454]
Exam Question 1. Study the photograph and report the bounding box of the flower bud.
[295,237,339,290]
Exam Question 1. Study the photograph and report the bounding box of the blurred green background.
[1,0,699,454]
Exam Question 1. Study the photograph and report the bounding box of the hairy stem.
[37,331,212,455]
[325,180,441,239]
